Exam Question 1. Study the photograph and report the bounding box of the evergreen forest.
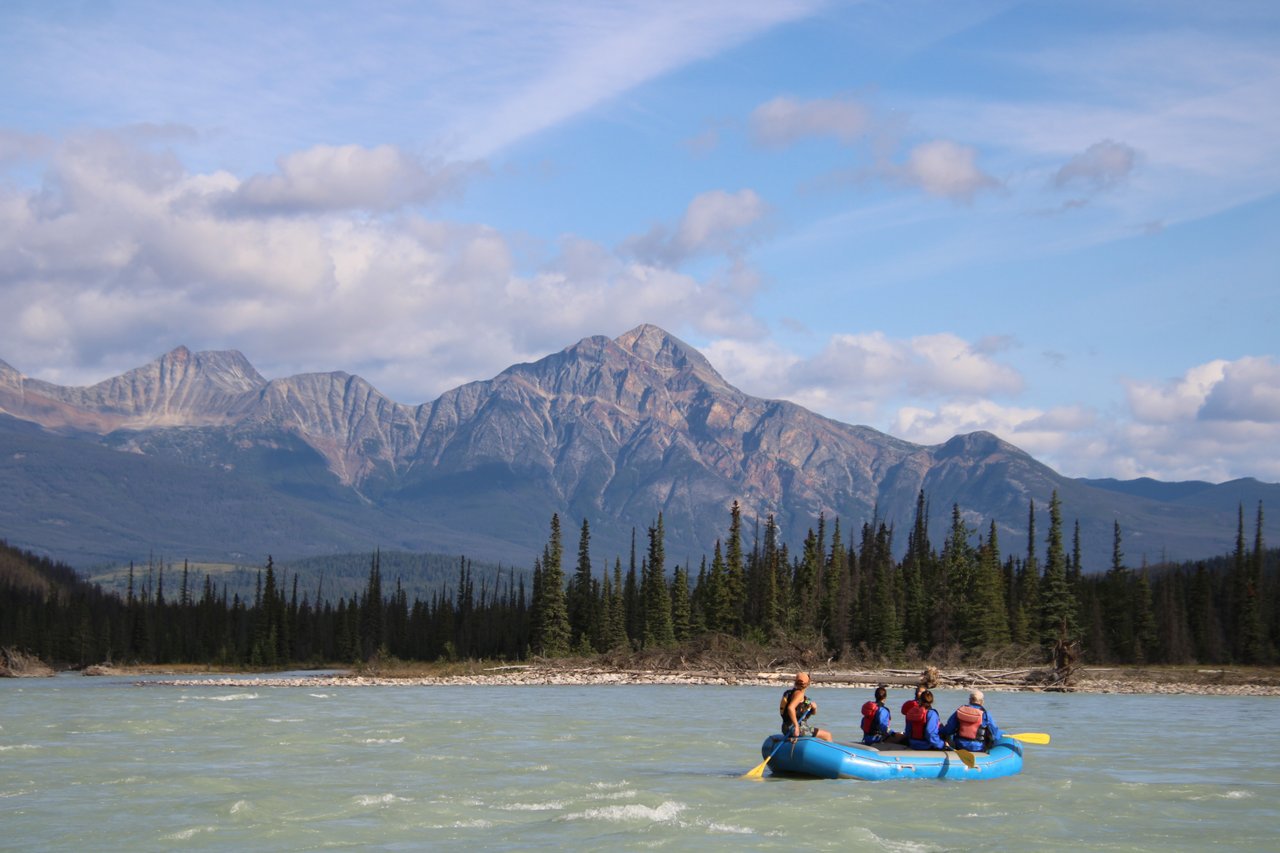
[2,492,1276,669]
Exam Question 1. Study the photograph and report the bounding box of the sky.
[1,0,1277,483]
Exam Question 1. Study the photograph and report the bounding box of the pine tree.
[724,501,746,633]
[1236,503,1266,663]
[532,515,571,657]
[704,541,730,633]
[900,491,931,650]
[1132,563,1158,663]
[1102,522,1132,662]
[969,521,1011,648]
[568,518,596,652]
[606,561,629,650]
[642,514,675,647]
[1038,492,1076,647]
[939,504,975,648]
[670,564,692,642]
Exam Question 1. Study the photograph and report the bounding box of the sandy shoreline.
[127,665,1280,695]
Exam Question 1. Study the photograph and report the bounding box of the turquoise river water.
[2,674,1276,851]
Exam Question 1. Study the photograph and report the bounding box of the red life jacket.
[901,698,919,718]
[955,705,985,740]
[905,704,930,740]
[860,701,881,735]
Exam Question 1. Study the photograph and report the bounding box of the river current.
[2,674,1276,851]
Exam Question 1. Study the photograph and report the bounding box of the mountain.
[2,325,1276,570]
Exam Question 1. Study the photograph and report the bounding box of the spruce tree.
[642,514,675,647]
[532,515,571,657]
[969,521,1011,648]
[1038,492,1076,647]
[725,501,746,632]
[670,564,692,642]
[568,518,596,652]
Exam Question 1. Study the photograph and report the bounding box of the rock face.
[1,325,1275,567]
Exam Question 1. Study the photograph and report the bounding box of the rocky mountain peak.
[612,324,729,388]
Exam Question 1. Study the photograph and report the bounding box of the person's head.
[874,685,887,703]
[919,689,934,708]
[969,689,985,706]
[914,685,924,699]
[794,672,811,690]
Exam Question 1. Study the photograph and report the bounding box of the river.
[2,674,1276,851]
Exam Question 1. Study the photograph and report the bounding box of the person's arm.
[927,711,946,749]
[939,711,956,739]
[785,691,803,732]
[985,709,1002,739]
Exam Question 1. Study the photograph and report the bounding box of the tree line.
[2,492,1275,668]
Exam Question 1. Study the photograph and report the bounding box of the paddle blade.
[742,756,772,780]
[954,748,976,769]
[1010,732,1050,745]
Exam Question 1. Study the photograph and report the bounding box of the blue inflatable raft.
[759,734,1024,780]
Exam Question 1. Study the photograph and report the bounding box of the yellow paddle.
[1009,732,1050,744]
[743,739,786,780]
[954,732,1048,765]
[744,709,813,779]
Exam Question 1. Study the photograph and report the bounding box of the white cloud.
[0,132,761,400]
[796,331,1023,398]
[896,140,1000,201]
[624,189,768,266]
[881,357,1280,482]
[1053,139,1139,191]
[1125,360,1228,423]
[226,144,483,214]
[750,95,872,147]
[1199,356,1280,422]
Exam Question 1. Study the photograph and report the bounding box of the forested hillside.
[2,494,1276,669]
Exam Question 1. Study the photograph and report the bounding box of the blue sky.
[1,0,1277,482]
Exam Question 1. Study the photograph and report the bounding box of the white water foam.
[498,802,566,811]
[359,737,405,744]
[163,826,217,841]
[353,793,412,807]
[207,693,259,702]
[584,789,637,801]
[563,801,686,824]
[230,800,251,814]
[1191,789,1254,801]
[0,744,40,751]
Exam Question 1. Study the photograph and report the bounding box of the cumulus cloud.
[1053,139,1138,191]
[1125,360,1229,423]
[624,189,768,266]
[1199,356,1280,422]
[883,357,1280,482]
[0,132,760,400]
[750,95,871,147]
[224,144,484,215]
[796,331,1023,398]
[896,140,1000,201]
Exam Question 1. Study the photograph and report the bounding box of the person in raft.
[904,689,946,750]
[940,689,1003,752]
[860,685,906,745]
[780,672,833,741]
[901,684,924,719]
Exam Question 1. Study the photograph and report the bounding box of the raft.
[758,734,1024,780]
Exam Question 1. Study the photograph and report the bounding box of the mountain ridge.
[2,325,1277,568]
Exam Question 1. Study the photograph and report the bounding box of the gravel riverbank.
[131,664,1280,695]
